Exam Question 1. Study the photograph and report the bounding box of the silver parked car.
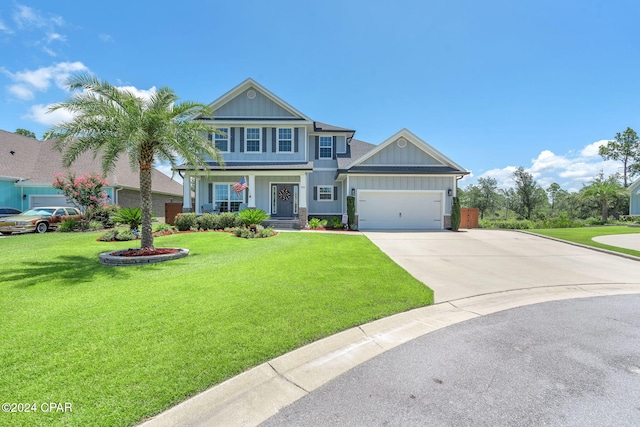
[0,207,22,218]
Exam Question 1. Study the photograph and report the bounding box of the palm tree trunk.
[139,154,154,249]
[601,198,608,223]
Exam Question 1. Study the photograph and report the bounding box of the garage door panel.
[358,191,443,230]
[31,195,73,208]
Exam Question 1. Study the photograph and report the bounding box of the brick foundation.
[297,207,308,229]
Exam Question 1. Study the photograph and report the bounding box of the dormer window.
[319,136,332,159]
[245,128,261,152]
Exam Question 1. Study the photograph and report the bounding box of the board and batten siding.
[361,141,442,166]
[350,175,456,214]
[213,88,297,118]
[308,170,342,215]
[207,126,306,162]
[308,135,346,168]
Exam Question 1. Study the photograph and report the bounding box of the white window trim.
[318,185,334,202]
[245,127,262,153]
[277,127,294,154]
[319,136,333,159]
[213,128,230,153]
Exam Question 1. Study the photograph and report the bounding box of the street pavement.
[141,230,640,427]
[263,294,640,426]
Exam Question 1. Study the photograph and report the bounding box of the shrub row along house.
[0,129,183,216]
[176,79,469,230]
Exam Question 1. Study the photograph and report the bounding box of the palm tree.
[47,74,222,249]
[580,172,627,223]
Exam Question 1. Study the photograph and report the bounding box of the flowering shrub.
[52,172,109,212]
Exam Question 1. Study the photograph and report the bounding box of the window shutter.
[230,128,235,152]
[313,186,318,201]
[207,133,213,143]
[262,128,267,152]
[272,128,277,152]
[333,186,338,201]
[332,136,337,160]
[294,128,299,152]
[239,127,245,153]
[315,136,319,160]
[208,183,213,204]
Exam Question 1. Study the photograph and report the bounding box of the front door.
[272,184,297,218]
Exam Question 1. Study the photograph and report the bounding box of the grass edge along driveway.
[529,225,640,258]
[0,231,433,427]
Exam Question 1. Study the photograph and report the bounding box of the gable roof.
[0,130,182,196]
[313,121,356,134]
[198,78,312,122]
[630,177,640,194]
[344,128,468,175]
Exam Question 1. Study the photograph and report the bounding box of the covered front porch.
[181,169,310,225]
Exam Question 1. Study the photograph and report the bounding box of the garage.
[30,195,72,208]
[357,190,443,230]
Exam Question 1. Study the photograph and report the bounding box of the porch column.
[298,173,307,209]
[298,172,308,226]
[194,176,201,214]
[248,174,256,208]
[182,173,192,212]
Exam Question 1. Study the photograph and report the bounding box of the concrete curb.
[517,229,640,262]
[138,283,640,427]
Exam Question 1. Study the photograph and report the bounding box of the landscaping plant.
[451,196,461,231]
[111,207,142,230]
[347,195,356,229]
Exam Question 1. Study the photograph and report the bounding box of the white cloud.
[0,18,13,34]
[2,61,89,99]
[46,32,66,43]
[476,140,623,192]
[581,139,610,158]
[22,103,75,126]
[12,4,64,30]
[117,85,157,101]
[99,33,113,42]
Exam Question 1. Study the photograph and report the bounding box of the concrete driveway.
[143,229,640,427]
[363,229,640,302]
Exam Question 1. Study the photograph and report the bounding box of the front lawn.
[529,226,640,257]
[0,231,433,427]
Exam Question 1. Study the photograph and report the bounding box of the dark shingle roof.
[0,130,183,195]
[343,166,467,174]
[336,138,377,169]
[313,121,356,133]
[176,161,314,171]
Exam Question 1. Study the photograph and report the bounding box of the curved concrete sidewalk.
[140,230,640,427]
[593,233,640,251]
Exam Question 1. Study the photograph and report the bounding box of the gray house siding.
[308,170,342,215]
[309,135,341,168]
[350,175,456,214]
[214,88,297,118]
[206,126,306,162]
[361,142,443,166]
[630,184,640,215]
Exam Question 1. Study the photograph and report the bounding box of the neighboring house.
[176,79,469,230]
[0,130,183,216]
[630,178,640,215]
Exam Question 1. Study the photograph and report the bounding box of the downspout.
[113,186,123,205]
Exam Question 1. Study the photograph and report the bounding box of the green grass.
[0,231,433,426]
[529,226,640,257]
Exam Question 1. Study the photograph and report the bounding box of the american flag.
[232,176,248,194]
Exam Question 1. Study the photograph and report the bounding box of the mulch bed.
[112,248,181,257]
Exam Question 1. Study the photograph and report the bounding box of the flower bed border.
[99,248,189,266]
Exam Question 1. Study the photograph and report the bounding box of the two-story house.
[176,79,468,230]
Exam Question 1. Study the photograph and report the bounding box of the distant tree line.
[461,128,638,226]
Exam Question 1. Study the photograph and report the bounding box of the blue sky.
[1,0,639,191]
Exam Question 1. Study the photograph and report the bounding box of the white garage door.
[30,195,73,208]
[358,191,443,230]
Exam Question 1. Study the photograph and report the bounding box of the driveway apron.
[363,229,640,302]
